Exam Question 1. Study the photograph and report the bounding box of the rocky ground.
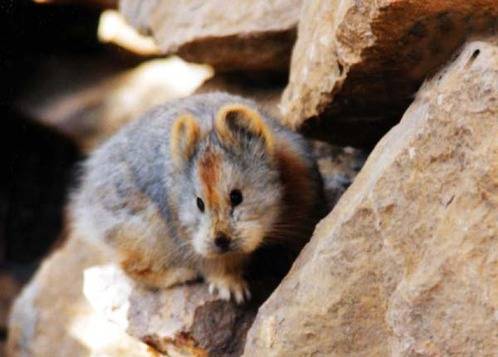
[2,1,497,356]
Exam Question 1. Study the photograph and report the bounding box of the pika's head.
[171,103,283,258]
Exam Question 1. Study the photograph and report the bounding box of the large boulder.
[244,37,498,356]
[281,0,498,146]
[119,0,302,72]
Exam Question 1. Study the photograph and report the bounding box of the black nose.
[214,233,231,252]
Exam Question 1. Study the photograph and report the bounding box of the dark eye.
[229,189,243,207]
[196,197,205,212]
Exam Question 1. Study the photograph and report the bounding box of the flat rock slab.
[119,0,302,72]
[281,0,498,146]
[84,265,256,357]
[245,36,498,356]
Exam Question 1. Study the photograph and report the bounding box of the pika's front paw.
[207,275,251,304]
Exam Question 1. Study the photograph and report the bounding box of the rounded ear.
[214,103,274,154]
[170,114,201,167]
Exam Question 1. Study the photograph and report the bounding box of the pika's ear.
[170,114,201,167]
[215,104,274,154]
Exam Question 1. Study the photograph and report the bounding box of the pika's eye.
[229,189,243,207]
[196,197,205,212]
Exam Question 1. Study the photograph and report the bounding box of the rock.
[84,265,256,356]
[281,0,498,147]
[244,37,498,356]
[7,237,152,356]
[97,9,161,57]
[16,56,212,153]
[119,0,302,72]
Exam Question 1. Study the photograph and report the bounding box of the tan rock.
[119,0,302,71]
[244,37,498,356]
[281,0,498,146]
[7,237,153,357]
[84,264,256,356]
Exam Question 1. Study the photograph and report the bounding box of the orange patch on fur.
[198,150,221,208]
[170,114,201,166]
[215,103,274,154]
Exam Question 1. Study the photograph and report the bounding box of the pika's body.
[71,93,324,303]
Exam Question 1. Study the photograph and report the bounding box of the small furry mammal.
[70,93,324,303]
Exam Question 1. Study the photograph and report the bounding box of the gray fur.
[70,92,324,300]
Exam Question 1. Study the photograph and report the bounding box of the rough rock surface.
[7,237,152,357]
[281,0,498,146]
[244,37,498,356]
[119,0,302,71]
[84,265,256,356]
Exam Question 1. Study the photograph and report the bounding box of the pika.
[70,93,325,303]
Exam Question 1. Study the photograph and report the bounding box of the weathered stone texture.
[119,0,302,71]
[281,0,498,146]
[84,265,256,357]
[244,37,498,356]
[7,238,153,357]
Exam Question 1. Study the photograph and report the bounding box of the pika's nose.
[214,232,231,252]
